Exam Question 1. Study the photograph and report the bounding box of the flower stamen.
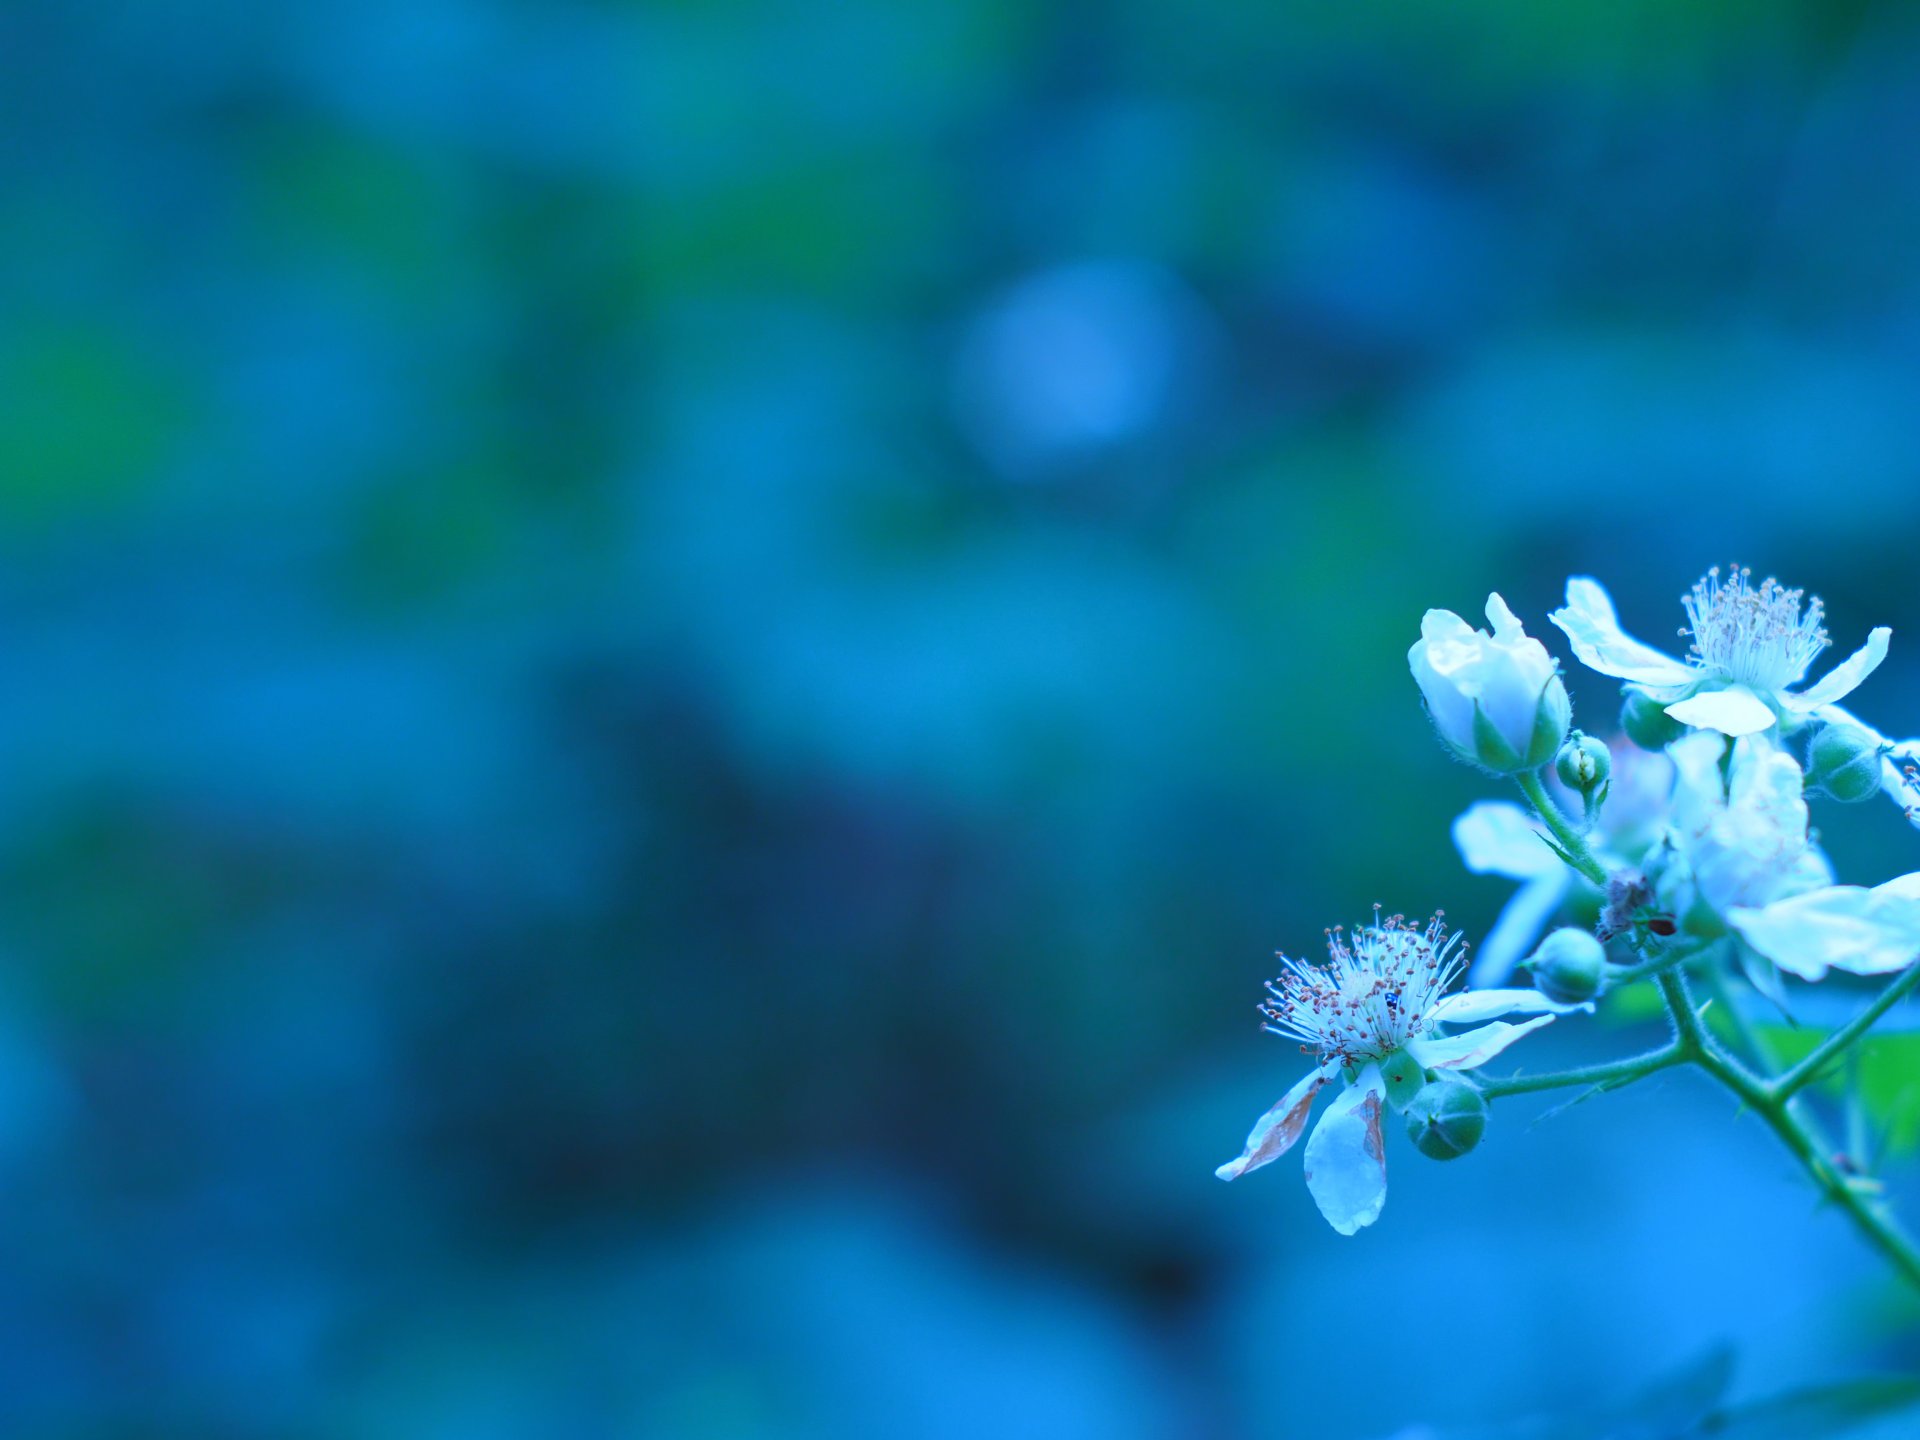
[1680,564,1829,692]
[1258,907,1467,1067]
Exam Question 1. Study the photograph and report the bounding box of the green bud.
[1528,927,1605,1005]
[1621,687,1685,751]
[1806,722,1885,804]
[1404,1079,1488,1160]
[1554,732,1611,798]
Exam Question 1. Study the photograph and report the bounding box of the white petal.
[1468,874,1572,987]
[1452,802,1561,879]
[1729,881,1920,981]
[1548,577,1696,686]
[1484,592,1525,642]
[1786,628,1891,711]
[1214,1066,1330,1181]
[1664,685,1777,737]
[1302,1070,1387,1236]
[1429,987,1591,1025]
[1405,1014,1555,1070]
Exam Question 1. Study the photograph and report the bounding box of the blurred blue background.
[9,1,1920,1435]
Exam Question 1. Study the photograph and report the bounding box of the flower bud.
[1554,732,1611,798]
[1806,721,1885,804]
[1621,686,1685,751]
[1410,595,1571,775]
[1527,927,1606,1005]
[1404,1079,1487,1161]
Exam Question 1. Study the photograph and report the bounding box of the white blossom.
[1665,731,1828,915]
[1215,911,1577,1234]
[1410,596,1570,773]
[1549,568,1890,738]
[1729,875,1920,981]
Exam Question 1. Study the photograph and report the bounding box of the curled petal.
[1429,987,1591,1026]
[1453,802,1561,880]
[1302,1069,1387,1236]
[1786,628,1891,711]
[1664,685,1776,737]
[1405,1014,1555,1070]
[1468,874,1572,987]
[1549,577,1696,687]
[1215,1065,1330,1181]
[1730,880,1920,980]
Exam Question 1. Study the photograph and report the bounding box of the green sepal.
[1377,1049,1428,1110]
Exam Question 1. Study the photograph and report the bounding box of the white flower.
[1729,875,1920,981]
[1665,731,1827,915]
[1410,595,1571,773]
[1452,740,1674,984]
[1549,567,1890,738]
[1214,911,1577,1234]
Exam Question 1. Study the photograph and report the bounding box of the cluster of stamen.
[1258,908,1466,1066]
[1680,564,1828,691]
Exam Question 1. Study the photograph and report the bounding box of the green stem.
[1609,942,1707,986]
[1515,770,1608,887]
[1656,970,1920,1292]
[1773,963,1920,1101]
[1478,1043,1685,1099]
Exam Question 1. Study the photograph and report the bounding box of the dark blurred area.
[9,1,1920,1435]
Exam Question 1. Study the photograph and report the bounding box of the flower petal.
[1405,1014,1555,1070]
[1214,1065,1331,1181]
[1302,1069,1387,1236]
[1664,684,1776,737]
[1429,987,1591,1025]
[1548,577,1695,686]
[1468,874,1572,987]
[1729,879,1920,980]
[1452,802,1561,880]
[1786,628,1891,711]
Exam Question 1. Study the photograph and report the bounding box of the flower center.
[1259,909,1465,1066]
[1680,564,1828,692]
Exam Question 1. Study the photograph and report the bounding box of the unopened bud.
[1404,1079,1487,1160]
[1555,732,1611,798]
[1806,722,1885,804]
[1621,687,1685,752]
[1528,927,1606,1005]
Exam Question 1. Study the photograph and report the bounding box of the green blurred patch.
[0,320,189,524]
[1758,1024,1920,1158]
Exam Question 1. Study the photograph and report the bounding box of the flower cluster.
[1219,563,1920,1242]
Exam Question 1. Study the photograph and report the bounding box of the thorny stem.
[1515,770,1608,887]
[1476,1043,1684,1099]
[1773,963,1920,1101]
[1663,969,1920,1290]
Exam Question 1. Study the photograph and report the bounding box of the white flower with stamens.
[1550,566,1890,738]
[1215,911,1578,1235]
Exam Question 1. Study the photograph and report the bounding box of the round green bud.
[1806,722,1884,804]
[1405,1079,1488,1160]
[1554,733,1611,797]
[1621,687,1685,751]
[1529,927,1606,1005]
